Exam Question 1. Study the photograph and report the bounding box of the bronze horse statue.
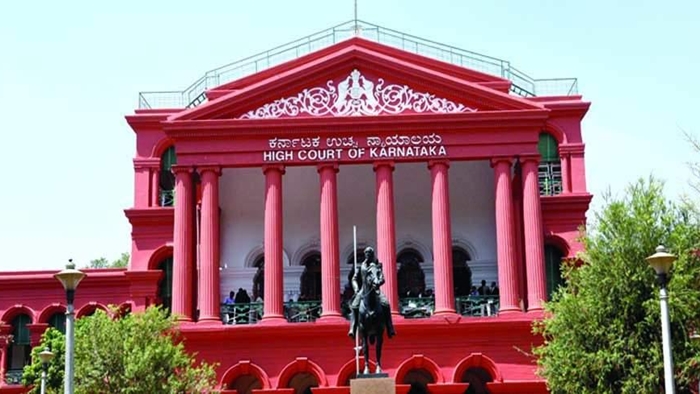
[357,260,387,374]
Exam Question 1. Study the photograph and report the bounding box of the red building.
[0,21,591,394]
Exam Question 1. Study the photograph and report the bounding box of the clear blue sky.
[0,0,697,271]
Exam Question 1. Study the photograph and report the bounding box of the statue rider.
[348,246,396,339]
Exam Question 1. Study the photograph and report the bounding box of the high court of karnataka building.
[0,21,591,394]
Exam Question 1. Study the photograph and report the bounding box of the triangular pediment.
[169,38,544,121]
[238,68,477,119]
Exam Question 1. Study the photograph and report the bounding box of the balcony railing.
[400,296,500,319]
[4,369,22,385]
[220,295,500,325]
[159,189,175,207]
[138,20,578,109]
[221,300,322,325]
[539,162,563,196]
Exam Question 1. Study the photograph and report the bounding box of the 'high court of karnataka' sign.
[263,133,448,162]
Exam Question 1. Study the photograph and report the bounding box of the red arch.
[37,303,66,324]
[452,353,503,383]
[115,302,133,318]
[542,122,567,145]
[148,245,174,270]
[545,235,571,258]
[1,304,35,324]
[151,138,175,159]
[395,354,444,384]
[219,360,271,389]
[335,358,377,386]
[76,302,109,319]
[277,357,328,388]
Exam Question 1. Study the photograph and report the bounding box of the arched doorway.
[252,255,264,301]
[286,372,319,394]
[403,369,434,394]
[452,247,473,297]
[544,244,565,300]
[157,256,173,313]
[397,248,426,298]
[462,367,493,394]
[300,252,322,301]
[228,374,263,394]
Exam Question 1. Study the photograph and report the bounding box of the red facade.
[0,29,591,394]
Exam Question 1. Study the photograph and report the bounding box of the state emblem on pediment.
[238,69,476,119]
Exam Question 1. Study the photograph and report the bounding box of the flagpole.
[353,225,360,376]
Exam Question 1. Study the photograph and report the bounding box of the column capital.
[518,155,541,165]
[316,163,339,173]
[372,161,395,171]
[489,157,513,168]
[171,165,194,175]
[427,159,450,170]
[262,164,286,175]
[197,166,222,176]
[558,143,585,155]
[133,158,160,170]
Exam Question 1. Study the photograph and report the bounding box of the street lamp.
[646,245,677,394]
[54,259,85,394]
[38,347,54,394]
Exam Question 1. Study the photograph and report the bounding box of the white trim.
[238,69,476,119]
[291,238,322,266]
[243,243,290,268]
[340,238,374,265]
[396,235,433,264]
[451,236,479,261]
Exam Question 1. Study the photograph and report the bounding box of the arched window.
[157,256,173,313]
[453,247,473,297]
[300,252,322,301]
[228,374,263,394]
[6,314,31,375]
[545,245,565,300]
[48,312,66,334]
[397,249,426,298]
[159,146,177,206]
[252,255,264,301]
[537,132,562,196]
[286,372,318,394]
[462,367,493,394]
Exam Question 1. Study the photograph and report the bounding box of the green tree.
[22,306,218,393]
[87,252,129,269]
[533,177,700,393]
[22,328,65,393]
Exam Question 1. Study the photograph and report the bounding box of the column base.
[498,307,523,314]
[317,314,347,324]
[258,315,287,326]
[432,308,457,316]
[197,317,223,325]
[431,310,460,322]
[176,316,193,323]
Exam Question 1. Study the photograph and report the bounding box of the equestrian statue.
[348,246,396,374]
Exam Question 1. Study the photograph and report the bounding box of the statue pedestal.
[350,376,395,394]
